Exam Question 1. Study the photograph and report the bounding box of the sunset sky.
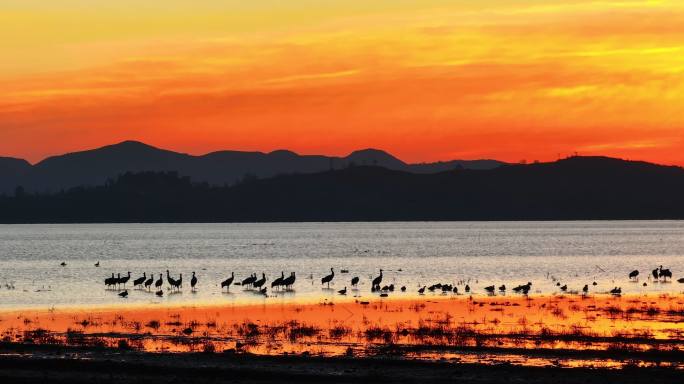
[2,0,683,165]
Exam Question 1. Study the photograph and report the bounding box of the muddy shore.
[0,342,681,384]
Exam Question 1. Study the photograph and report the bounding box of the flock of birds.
[93,264,684,300]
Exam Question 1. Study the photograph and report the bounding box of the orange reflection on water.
[2,293,683,368]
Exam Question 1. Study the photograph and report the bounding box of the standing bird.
[484,285,495,293]
[351,276,360,288]
[133,273,146,289]
[371,269,383,290]
[321,268,335,288]
[118,290,128,298]
[582,284,589,294]
[155,274,163,290]
[94,261,100,267]
[628,270,639,280]
[465,284,470,293]
[104,273,115,288]
[660,268,672,282]
[144,274,154,290]
[282,272,296,290]
[119,272,131,289]
[418,286,426,294]
[242,273,256,289]
[652,268,660,280]
[166,270,176,288]
[498,285,506,292]
[253,273,266,289]
[560,284,568,292]
[338,286,347,295]
[175,273,183,290]
[271,272,285,290]
[190,272,198,291]
[221,272,235,291]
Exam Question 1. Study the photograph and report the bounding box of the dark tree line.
[2,157,684,223]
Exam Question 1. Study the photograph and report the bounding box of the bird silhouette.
[560,284,568,292]
[104,273,115,288]
[498,284,506,292]
[465,284,470,293]
[582,284,588,294]
[60,262,66,267]
[418,286,426,294]
[321,268,335,288]
[338,286,347,295]
[221,272,235,291]
[271,272,284,290]
[190,272,198,291]
[242,273,256,289]
[144,274,153,290]
[155,290,163,297]
[166,270,176,288]
[133,273,146,288]
[119,272,131,289]
[484,285,495,293]
[282,272,296,290]
[351,276,360,287]
[94,261,100,267]
[371,269,383,290]
[155,274,163,290]
[118,290,128,298]
[253,273,266,289]
[628,270,639,280]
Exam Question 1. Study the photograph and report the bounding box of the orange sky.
[1,0,683,164]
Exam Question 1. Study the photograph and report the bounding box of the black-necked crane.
[175,273,183,290]
[351,276,359,287]
[652,268,659,280]
[190,272,198,291]
[453,286,458,294]
[104,273,115,288]
[118,290,128,298]
[418,286,426,294]
[144,274,153,290]
[371,269,383,290]
[271,272,284,290]
[155,274,163,290]
[321,268,335,288]
[242,273,256,289]
[119,272,131,289]
[659,268,672,282]
[400,286,406,292]
[221,272,235,291]
[628,270,639,280]
[338,286,347,295]
[253,273,266,289]
[133,273,146,288]
[465,284,470,293]
[282,272,296,290]
[582,284,589,294]
[166,270,176,287]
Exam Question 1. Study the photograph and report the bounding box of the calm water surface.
[1,221,683,310]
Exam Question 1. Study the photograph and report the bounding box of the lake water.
[0,221,683,310]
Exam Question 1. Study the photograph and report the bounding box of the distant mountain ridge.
[3,155,684,222]
[0,141,505,194]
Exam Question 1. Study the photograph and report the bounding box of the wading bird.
[418,286,426,294]
[484,285,495,293]
[371,269,383,290]
[119,272,131,289]
[282,272,296,290]
[271,272,284,290]
[629,270,639,280]
[155,274,163,290]
[321,268,335,288]
[221,272,235,291]
[351,276,359,287]
[253,273,266,290]
[144,274,153,290]
[191,272,198,291]
[118,290,128,298]
[133,273,146,288]
[338,286,347,295]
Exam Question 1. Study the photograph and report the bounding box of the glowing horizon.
[2,0,683,165]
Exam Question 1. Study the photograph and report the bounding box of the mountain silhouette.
[2,155,684,222]
[0,141,504,194]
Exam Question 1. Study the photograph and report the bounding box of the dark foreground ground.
[0,343,681,384]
